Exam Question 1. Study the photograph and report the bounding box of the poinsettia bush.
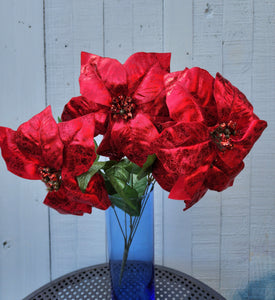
[0,52,267,216]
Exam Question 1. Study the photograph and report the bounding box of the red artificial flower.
[62,52,171,166]
[153,67,267,210]
[0,106,111,215]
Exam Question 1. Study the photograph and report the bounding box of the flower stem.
[119,240,130,284]
[118,180,155,285]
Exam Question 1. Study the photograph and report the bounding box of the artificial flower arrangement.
[0,52,267,298]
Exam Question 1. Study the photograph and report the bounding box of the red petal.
[156,141,214,175]
[168,166,209,210]
[134,64,167,103]
[61,173,111,210]
[79,52,127,104]
[152,159,178,191]
[61,96,95,121]
[16,106,63,170]
[165,68,217,125]
[165,72,204,123]
[61,96,108,136]
[124,52,171,95]
[133,64,169,119]
[214,73,254,124]
[83,173,111,210]
[59,114,96,176]
[110,114,159,166]
[215,74,267,135]
[154,122,209,149]
[217,119,267,168]
[43,187,92,215]
[0,127,40,179]
[96,124,124,161]
[206,158,244,192]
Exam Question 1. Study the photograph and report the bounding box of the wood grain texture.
[163,0,193,274]
[219,1,253,298]
[249,2,275,299]
[45,0,106,279]
[0,1,50,300]
[0,1,274,299]
[191,0,223,291]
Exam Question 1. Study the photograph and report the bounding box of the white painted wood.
[163,0,193,275]
[0,1,50,299]
[191,0,223,291]
[249,4,275,300]
[104,0,133,61]
[164,0,193,70]
[0,1,275,299]
[45,0,107,279]
[219,1,253,298]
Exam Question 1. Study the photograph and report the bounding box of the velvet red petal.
[168,165,209,210]
[0,127,40,179]
[61,96,108,136]
[133,64,169,120]
[61,96,95,121]
[156,141,214,176]
[84,173,111,210]
[43,186,92,215]
[61,172,111,210]
[134,64,167,104]
[165,72,205,123]
[96,124,124,161]
[216,119,267,168]
[16,106,63,170]
[79,58,111,106]
[205,158,244,192]
[58,114,96,176]
[165,68,217,125]
[214,73,254,124]
[79,52,127,104]
[154,122,209,149]
[110,114,159,166]
[152,159,178,192]
[124,52,171,95]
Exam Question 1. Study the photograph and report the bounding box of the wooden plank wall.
[0,1,50,300]
[0,1,274,299]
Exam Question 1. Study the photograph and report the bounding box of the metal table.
[23,263,226,300]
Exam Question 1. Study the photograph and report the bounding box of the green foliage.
[76,156,155,216]
[77,161,106,193]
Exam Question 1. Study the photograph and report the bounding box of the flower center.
[39,167,61,191]
[110,95,136,120]
[211,120,237,151]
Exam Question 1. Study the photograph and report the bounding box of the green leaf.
[104,180,117,195]
[106,165,130,184]
[57,116,62,123]
[125,161,142,174]
[110,187,141,216]
[94,139,100,162]
[132,174,148,198]
[103,160,119,171]
[77,161,106,192]
[137,154,157,179]
[107,174,127,193]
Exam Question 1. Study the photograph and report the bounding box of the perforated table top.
[23,263,226,300]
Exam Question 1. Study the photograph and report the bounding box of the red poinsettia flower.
[61,52,171,166]
[153,67,267,210]
[0,106,111,215]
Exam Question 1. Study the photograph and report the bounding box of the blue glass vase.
[106,187,155,300]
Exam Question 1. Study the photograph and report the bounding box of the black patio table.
[23,263,226,300]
